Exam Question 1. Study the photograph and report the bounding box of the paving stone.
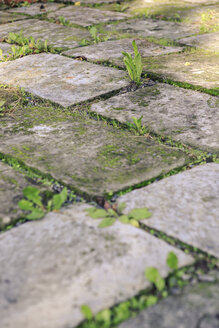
[0,161,47,229]
[91,83,219,153]
[0,10,28,24]
[143,50,219,89]
[119,278,219,328]
[105,18,199,40]
[47,6,130,27]
[0,53,128,107]
[0,104,189,196]
[63,38,182,63]
[0,19,90,49]
[118,163,219,257]
[0,203,193,328]
[8,3,64,16]
[179,32,219,52]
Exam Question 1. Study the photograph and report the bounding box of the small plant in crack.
[80,26,108,46]
[0,31,57,61]
[18,186,70,220]
[122,40,143,86]
[57,16,71,26]
[86,202,151,228]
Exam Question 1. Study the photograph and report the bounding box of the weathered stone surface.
[0,203,193,328]
[179,32,219,52]
[0,19,90,49]
[105,18,199,40]
[118,163,219,257]
[91,83,219,152]
[47,6,130,27]
[63,38,182,63]
[0,11,28,24]
[119,278,219,328]
[143,50,219,89]
[0,53,128,107]
[0,161,46,229]
[0,42,14,56]
[0,105,189,196]
[8,3,64,16]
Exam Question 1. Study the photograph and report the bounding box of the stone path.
[0,1,218,328]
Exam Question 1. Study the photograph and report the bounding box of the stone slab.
[47,6,130,27]
[0,104,189,196]
[119,277,219,328]
[143,50,219,89]
[91,83,219,153]
[0,11,28,24]
[0,161,47,229]
[105,18,199,40]
[0,203,193,328]
[118,163,219,257]
[63,38,182,63]
[179,32,219,52]
[8,3,64,16]
[0,19,90,49]
[0,53,128,107]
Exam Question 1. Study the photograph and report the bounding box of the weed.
[0,31,57,61]
[122,40,143,85]
[57,16,71,26]
[18,186,69,220]
[80,26,108,46]
[86,203,151,228]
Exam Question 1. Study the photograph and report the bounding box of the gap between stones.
[74,259,218,328]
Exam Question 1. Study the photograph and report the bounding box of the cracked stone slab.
[0,10,28,24]
[105,18,199,40]
[0,161,47,229]
[143,50,219,89]
[0,203,193,328]
[0,19,90,49]
[47,6,130,27]
[118,163,219,257]
[119,278,219,328]
[179,32,219,52]
[91,83,219,153]
[63,38,182,63]
[8,3,64,16]
[0,53,128,107]
[0,105,189,196]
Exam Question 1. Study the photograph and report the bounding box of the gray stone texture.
[0,104,189,196]
[0,11,28,24]
[105,18,199,40]
[0,42,15,57]
[0,161,46,229]
[91,83,219,153]
[118,163,219,257]
[0,53,128,107]
[119,278,219,328]
[179,32,219,52]
[0,203,193,328]
[63,38,182,63]
[47,6,130,27]
[8,3,64,16]
[143,51,219,89]
[0,19,90,49]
